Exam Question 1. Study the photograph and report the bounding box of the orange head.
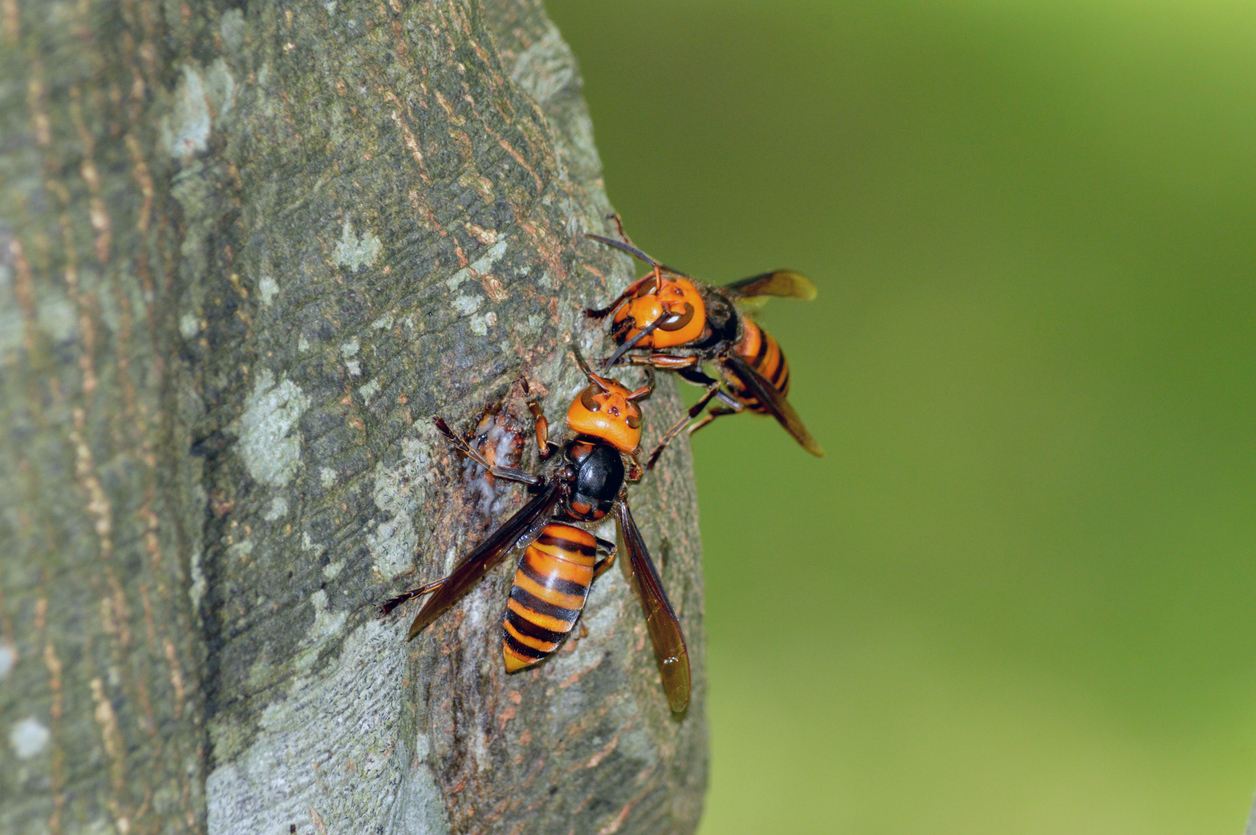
[611,270,706,351]
[566,349,652,453]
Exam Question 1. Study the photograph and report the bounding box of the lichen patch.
[309,590,347,641]
[358,378,381,402]
[263,496,288,521]
[334,221,383,271]
[236,369,310,487]
[9,717,51,759]
[452,293,482,316]
[367,434,437,580]
[258,275,279,306]
[189,544,207,612]
[341,337,362,376]
[162,64,211,157]
[444,238,508,292]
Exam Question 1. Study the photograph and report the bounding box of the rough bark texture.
[0,2,707,833]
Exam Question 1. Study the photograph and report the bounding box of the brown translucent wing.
[722,270,817,301]
[722,354,825,457]
[615,497,691,713]
[405,482,563,640]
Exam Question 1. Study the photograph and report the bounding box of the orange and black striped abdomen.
[502,524,597,672]
[730,320,790,412]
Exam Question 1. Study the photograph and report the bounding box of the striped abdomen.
[729,320,790,412]
[502,524,596,672]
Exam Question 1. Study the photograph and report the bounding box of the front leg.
[645,381,724,470]
[615,353,701,371]
[434,417,544,487]
[521,378,558,459]
[625,451,645,483]
[584,272,660,320]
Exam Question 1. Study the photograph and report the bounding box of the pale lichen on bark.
[0,1,705,834]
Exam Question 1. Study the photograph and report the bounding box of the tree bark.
[0,2,707,833]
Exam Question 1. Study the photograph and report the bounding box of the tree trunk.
[0,1,707,833]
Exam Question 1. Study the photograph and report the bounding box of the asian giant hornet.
[380,349,691,714]
[584,218,824,467]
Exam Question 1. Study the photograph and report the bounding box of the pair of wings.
[720,352,825,458]
[722,269,817,303]
[401,481,691,714]
[716,270,825,458]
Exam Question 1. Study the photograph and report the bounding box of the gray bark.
[0,1,707,833]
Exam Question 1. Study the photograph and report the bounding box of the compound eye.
[580,387,601,412]
[659,303,695,333]
[626,407,642,429]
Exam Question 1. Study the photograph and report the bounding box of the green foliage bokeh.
[546,2,1256,832]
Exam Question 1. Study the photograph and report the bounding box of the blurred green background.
[545,2,1255,833]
